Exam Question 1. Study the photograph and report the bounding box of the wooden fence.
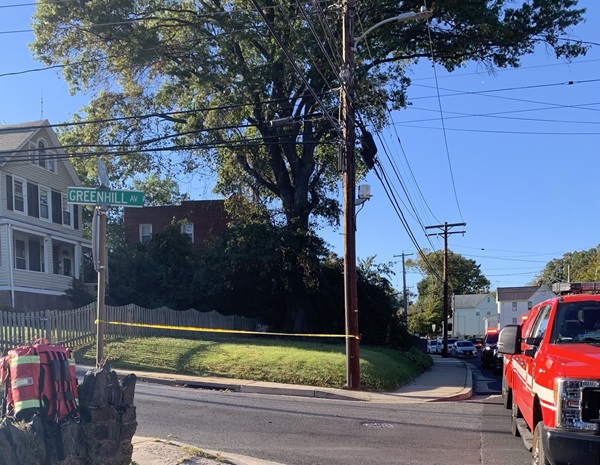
[0,304,259,351]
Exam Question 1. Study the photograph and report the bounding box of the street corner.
[131,436,226,465]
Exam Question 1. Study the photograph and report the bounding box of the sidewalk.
[78,357,472,465]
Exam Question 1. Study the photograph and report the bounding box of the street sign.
[67,187,144,207]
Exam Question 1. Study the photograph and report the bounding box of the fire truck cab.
[498,282,600,465]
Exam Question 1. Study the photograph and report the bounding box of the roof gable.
[0,120,82,187]
[453,294,493,309]
[497,285,549,301]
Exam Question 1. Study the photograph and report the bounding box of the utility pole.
[394,252,414,326]
[425,222,466,357]
[341,5,433,389]
[341,0,360,390]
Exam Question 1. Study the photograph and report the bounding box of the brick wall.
[123,200,228,253]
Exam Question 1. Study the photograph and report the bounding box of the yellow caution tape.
[94,320,359,339]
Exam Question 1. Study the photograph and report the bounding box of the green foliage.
[107,223,198,309]
[530,245,600,286]
[407,250,490,335]
[74,336,429,392]
[31,0,587,336]
[64,278,95,308]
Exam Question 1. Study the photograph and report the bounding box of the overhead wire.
[423,0,464,222]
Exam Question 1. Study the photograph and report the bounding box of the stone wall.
[0,366,137,465]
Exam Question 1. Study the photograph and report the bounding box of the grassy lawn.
[74,336,432,392]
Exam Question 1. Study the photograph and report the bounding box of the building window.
[39,187,50,221]
[13,237,43,272]
[487,311,491,315]
[30,139,56,173]
[512,302,517,312]
[15,239,26,270]
[512,318,518,324]
[53,245,73,276]
[528,301,532,310]
[475,311,480,316]
[62,194,72,227]
[181,223,194,242]
[140,224,152,244]
[13,178,26,213]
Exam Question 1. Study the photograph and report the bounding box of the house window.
[30,139,56,173]
[140,224,152,244]
[39,187,50,221]
[181,223,194,242]
[13,178,25,213]
[53,245,73,276]
[62,194,72,227]
[13,237,43,272]
[512,302,517,312]
[15,239,26,270]
[528,301,532,310]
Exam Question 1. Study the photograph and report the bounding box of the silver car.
[451,340,478,358]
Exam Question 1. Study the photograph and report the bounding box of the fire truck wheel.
[511,397,521,437]
[532,421,549,465]
[502,376,512,410]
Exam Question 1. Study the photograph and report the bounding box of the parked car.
[451,340,478,358]
[469,337,484,350]
[436,337,458,356]
[481,329,499,369]
[426,339,437,354]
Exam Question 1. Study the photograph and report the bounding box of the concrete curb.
[429,361,473,402]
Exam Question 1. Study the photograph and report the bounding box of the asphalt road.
[133,359,530,465]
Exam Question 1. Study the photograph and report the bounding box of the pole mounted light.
[341,5,433,390]
[354,10,433,48]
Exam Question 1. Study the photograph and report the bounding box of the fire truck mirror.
[498,325,521,355]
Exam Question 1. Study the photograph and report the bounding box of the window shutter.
[6,175,12,211]
[51,191,62,224]
[27,183,39,218]
[73,204,79,230]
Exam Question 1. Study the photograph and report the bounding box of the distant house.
[496,285,555,328]
[451,293,497,337]
[0,120,91,310]
[123,200,228,253]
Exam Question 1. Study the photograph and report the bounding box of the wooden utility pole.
[341,0,360,390]
[425,222,466,357]
[394,252,414,326]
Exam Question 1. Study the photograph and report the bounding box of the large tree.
[531,245,600,287]
[407,250,490,335]
[30,0,587,329]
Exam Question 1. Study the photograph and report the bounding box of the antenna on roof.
[40,88,44,119]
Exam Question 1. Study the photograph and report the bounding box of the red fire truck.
[498,282,600,465]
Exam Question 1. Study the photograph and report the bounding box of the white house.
[451,293,497,337]
[0,120,91,310]
[496,285,555,328]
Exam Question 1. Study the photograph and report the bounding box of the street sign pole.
[67,180,144,368]
[95,205,107,368]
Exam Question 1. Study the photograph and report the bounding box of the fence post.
[45,309,52,342]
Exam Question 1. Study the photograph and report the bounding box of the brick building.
[123,200,228,253]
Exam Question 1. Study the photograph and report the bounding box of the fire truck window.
[528,305,551,339]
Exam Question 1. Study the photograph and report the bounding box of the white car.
[451,340,478,358]
[426,339,437,354]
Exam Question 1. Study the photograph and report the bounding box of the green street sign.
[67,187,144,207]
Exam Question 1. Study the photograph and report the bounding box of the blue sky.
[1,1,599,296]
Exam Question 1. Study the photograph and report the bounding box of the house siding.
[0,120,91,310]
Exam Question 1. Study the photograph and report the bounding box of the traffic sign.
[67,187,144,207]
